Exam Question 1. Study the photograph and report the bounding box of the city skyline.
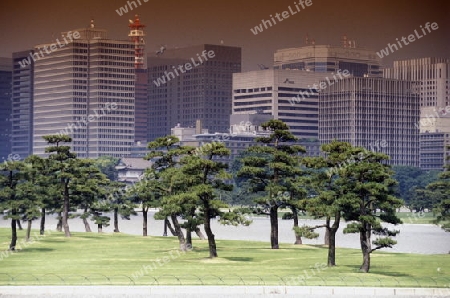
[0,0,449,71]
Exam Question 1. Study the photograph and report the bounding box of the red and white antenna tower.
[128,15,146,69]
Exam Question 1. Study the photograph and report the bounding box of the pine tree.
[238,120,305,249]
[340,148,403,273]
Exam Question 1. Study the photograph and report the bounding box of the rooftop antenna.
[342,35,348,48]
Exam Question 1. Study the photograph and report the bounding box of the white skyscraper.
[32,23,136,158]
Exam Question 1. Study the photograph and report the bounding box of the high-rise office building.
[384,58,450,169]
[31,22,136,158]
[232,69,337,140]
[274,42,382,77]
[0,58,12,161]
[135,69,148,143]
[319,77,420,166]
[11,50,34,159]
[147,44,241,141]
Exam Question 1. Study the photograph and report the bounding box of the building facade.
[232,69,338,140]
[32,24,136,158]
[11,50,34,159]
[274,44,382,77]
[419,132,450,171]
[319,77,420,166]
[383,58,450,169]
[0,58,12,161]
[147,44,241,141]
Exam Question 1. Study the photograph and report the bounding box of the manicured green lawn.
[0,228,448,287]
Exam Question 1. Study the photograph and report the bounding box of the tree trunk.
[142,207,148,236]
[56,211,62,232]
[98,223,103,233]
[40,208,45,235]
[9,214,17,251]
[171,214,187,251]
[82,207,91,232]
[203,201,217,258]
[195,227,206,240]
[17,220,23,230]
[292,207,302,244]
[324,228,330,246]
[327,227,337,267]
[114,207,119,233]
[26,220,32,242]
[163,217,168,236]
[62,181,71,237]
[186,227,192,247]
[327,213,340,267]
[82,217,92,232]
[270,206,279,249]
[165,217,178,236]
[359,228,371,273]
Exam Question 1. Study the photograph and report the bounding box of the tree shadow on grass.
[21,247,54,253]
[341,265,413,278]
[223,257,254,262]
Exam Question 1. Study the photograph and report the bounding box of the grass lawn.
[0,228,449,287]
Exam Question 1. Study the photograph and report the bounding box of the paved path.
[1,286,449,297]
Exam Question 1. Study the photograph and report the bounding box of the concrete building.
[134,69,148,143]
[147,44,241,141]
[192,113,273,165]
[383,58,450,169]
[0,58,12,161]
[232,69,341,140]
[31,22,136,158]
[11,51,34,159]
[419,132,450,171]
[274,43,382,77]
[319,77,420,166]
[116,157,152,184]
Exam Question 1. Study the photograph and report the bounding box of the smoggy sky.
[0,0,449,71]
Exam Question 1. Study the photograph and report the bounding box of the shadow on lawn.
[342,265,413,278]
[19,247,54,253]
[223,257,254,262]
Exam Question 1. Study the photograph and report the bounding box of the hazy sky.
[0,0,449,71]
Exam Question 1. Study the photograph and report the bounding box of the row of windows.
[234,93,272,100]
[234,87,273,93]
